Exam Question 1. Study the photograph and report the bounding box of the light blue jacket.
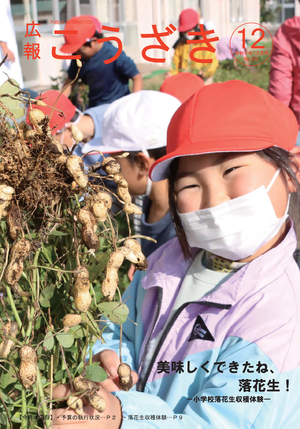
[92,220,300,428]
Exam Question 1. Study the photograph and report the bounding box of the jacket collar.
[142,219,297,308]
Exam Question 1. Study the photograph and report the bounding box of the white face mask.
[184,32,195,40]
[178,169,290,261]
[145,176,152,197]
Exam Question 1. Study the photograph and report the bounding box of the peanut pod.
[73,267,92,313]
[92,191,112,223]
[101,157,122,175]
[113,174,131,203]
[19,345,37,389]
[0,321,19,358]
[71,125,83,143]
[63,314,82,332]
[66,155,88,188]
[6,203,22,240]
[117,363,133,391]
[67,396,83,415]
[0,184,14,219]
[124,238,148,271]
[5,239,31,285]
[77,209,99,250]
[74,376,106,413]
[123,203,143,216]
[101,251,124,301]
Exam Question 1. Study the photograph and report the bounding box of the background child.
[268,15,300,146]
[168,9,219,82]
[52,80,300,428]
[82,90,181,258]
[160,71,204,103]
[61,15,142,108]
[29,90,109,166]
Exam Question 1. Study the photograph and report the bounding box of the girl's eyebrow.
[175,171,197,181]
[175,153,241,181]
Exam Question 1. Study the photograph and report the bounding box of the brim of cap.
[60,42,83,54]
[149,139,286,182]
[81,139,125,155]
[178,23,196,32]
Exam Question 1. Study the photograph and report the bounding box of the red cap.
[160,73,205,103]
[60,15,97,53]
[28,90,76,135]
[87,15,102,33]
[178,9,199,32]
[150,80,299,182]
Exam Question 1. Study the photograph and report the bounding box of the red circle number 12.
[238,28,265,49]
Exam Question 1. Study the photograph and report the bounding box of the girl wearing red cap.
[168,9,219,82]
[52,81,300,429]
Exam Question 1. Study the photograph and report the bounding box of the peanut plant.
[0,76,149,428]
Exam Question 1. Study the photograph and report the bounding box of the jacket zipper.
[137,288,163,387]
[137,300,231,392]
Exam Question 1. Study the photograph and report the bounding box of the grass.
[140,50,271,91]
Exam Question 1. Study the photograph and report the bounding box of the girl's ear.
[287,146,300,192]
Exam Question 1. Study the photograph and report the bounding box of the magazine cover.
[0,0,300,428]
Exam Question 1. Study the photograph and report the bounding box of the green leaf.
[43,331,55,351]
[13,383,23,391]
[0,79,25,118]
[0,411,8,424]
[54,369,67,382]
[68,325,85,339]
[85,365,107,383]
[42,245,56,265]
[63,345,79,354]
[38,356,48,371]
[98,301,129,324]
[40,285,56,308]
[57,333,74,348]
[50,230,68,236]
[88,252,110,283]
[0,391,14,404]
[0,368,17,389]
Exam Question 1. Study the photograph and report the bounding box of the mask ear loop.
[266,168,281,193]
[266,168,291,219]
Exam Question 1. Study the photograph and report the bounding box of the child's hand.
[92,349,138,392]
[52,383,122,428]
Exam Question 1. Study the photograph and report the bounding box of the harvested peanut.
[118,363,133,391]
[28,109,45,127]
[101,157,122,175]
[66,155,88,188]
[19,345,37,389]
[101,251,124,301]
[67,396,83,415]
[63,314,82,332]
[5,239,31,285]
[74,376,106,413]
[73,267,92,313]
[124,238,148,271]
[71,125,83,143]
[7,203,22,240]
[0,185,14,219]
[123,203,142,216]
[35,100,48,107]
[77,209,99,250]
[0,321,19,358]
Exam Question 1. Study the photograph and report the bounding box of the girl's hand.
[52,383,122,428]
[92,349,138,392]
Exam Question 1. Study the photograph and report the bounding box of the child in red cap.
[52,81,300,429]
[61,15,142,108]
[168,9,219,82]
